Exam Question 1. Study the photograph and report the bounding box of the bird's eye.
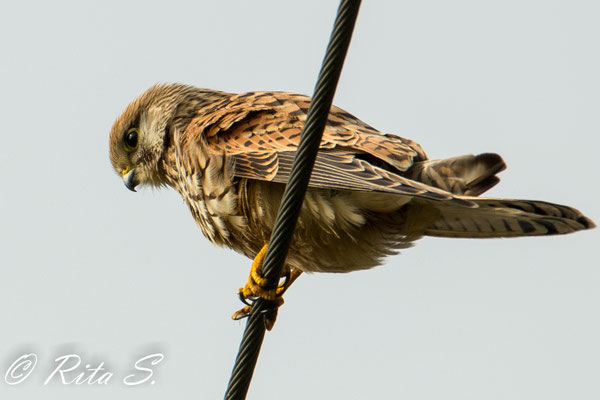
[124,128,139,152]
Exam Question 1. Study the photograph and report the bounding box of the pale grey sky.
[1,1,598,399]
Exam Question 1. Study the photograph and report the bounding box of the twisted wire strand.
[224,1,362,399]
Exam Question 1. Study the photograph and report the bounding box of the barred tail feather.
[423,198,595,238]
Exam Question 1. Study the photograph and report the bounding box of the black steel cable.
[224,1,362,399]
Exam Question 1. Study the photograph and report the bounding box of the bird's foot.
[232,244,302,330]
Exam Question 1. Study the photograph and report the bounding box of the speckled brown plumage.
[109,83,594,273]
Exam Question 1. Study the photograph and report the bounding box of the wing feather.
[181,91,474,207]
[232,151,475,207]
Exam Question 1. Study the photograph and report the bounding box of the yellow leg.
[232,244,303,330]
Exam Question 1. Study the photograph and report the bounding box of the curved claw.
[277,267,291,293]
[238,291,255,307]
[232,305,252,321]
[231,299,283,331]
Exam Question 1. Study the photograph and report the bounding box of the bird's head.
[109,83,229,191]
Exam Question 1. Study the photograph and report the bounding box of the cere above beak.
[121,167,138,192]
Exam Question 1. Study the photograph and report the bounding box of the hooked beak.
[121,167,138,192]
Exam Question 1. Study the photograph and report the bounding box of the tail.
[421,197,595,238]
[406,153,506,196]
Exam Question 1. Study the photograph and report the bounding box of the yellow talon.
[231,305,252,321]
[232,244,303,329]
[250,245,269,287]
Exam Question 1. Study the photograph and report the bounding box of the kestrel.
[109,83,594,323]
